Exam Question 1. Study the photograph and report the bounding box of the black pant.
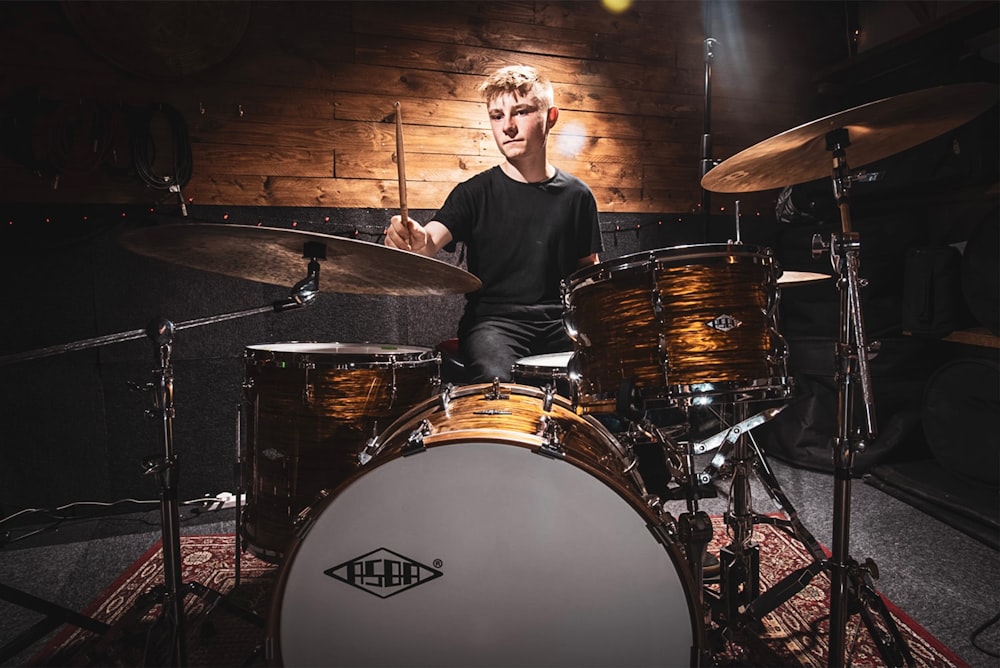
[458,310,571,384]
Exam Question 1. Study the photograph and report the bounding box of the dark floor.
[1,450,998,667]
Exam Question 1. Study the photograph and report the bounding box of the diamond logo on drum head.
[706,314,742,332]
[325,548,443,598]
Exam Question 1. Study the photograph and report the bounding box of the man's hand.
[385,214,428,253]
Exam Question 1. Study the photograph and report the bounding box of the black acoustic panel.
[0,352,111,513]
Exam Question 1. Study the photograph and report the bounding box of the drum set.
[5,82,992,667]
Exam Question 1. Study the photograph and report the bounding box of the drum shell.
[267,383,705,667]
[564,243,788,411]
[242,342,439,561]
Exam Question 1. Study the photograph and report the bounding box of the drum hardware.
[698,83,1000,667]
[401,419,433,455]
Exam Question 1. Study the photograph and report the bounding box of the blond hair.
[479,65,555,109]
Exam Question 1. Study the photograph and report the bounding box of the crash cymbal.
[120,223,482,296]
[702,82,998,193]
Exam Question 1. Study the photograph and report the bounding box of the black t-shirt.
[434,166,602,315]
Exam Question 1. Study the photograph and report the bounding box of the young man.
[385,65,602,383]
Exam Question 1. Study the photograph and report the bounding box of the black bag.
[901,245,970,337]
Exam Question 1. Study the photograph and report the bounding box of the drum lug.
[292,489,327,538]
[358,434,380,465]
[647,518,678,547]
[536,415,566,459]
[562,305,578,341]
[302,364,315,407]
[439,384,454,412]
[484,379,510,401]
[401,419,432,456]
[542,385,556,412]
[387,357,400,410]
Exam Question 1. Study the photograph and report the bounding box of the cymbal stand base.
[0,583,109,663]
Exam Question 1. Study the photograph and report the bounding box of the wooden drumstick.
[394,101,411,249]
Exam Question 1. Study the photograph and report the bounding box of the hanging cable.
[131,103,193,213]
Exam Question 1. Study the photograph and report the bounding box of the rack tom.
[563,244,789,412]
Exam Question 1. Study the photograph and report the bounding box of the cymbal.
[120,223,482,296]
[702,82,998,193]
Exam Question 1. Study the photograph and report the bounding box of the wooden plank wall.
[0,1,847,217]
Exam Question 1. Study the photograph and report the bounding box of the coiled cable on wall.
[131,103,193,212]
[48,98,115,178]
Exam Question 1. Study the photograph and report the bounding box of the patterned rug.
[30,519,966,667]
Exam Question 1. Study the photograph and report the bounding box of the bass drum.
[268,383,704,667]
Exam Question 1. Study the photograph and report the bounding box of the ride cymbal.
[702,82,998,193]
[120,223,482,296]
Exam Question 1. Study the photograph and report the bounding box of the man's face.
[487,89,552,162]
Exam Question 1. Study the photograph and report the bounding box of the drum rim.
[511,351,573,369]
[574,375,792,408]
[245,341,437,366]
[564,242,774,288]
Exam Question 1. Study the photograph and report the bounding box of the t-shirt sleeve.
[579,188,603,259]
[433,180,476,253]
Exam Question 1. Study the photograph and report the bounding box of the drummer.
[384,65,602,383]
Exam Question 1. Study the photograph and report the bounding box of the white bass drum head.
[270,440,697,666]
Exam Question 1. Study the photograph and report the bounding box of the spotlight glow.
[601,0,632,14]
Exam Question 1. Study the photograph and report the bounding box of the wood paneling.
[0,1,847,214]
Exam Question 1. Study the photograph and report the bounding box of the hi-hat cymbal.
[702,82,998,193]
[120,223,482,296]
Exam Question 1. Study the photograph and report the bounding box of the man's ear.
[546,106,560,130]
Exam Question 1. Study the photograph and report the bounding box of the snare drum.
[563,243,789,411]
[510,351,573,396]
[242,342,439,561]
[268,383,704,667]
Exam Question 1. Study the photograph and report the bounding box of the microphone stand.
[700,4,719,241]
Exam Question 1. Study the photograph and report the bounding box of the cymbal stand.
[739,128,912,667]
[87,319,264,668]
[821,128,911,667]
[0,258,323,665]
[108,260,321,666]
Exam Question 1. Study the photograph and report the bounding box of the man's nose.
[503,116,518,137]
